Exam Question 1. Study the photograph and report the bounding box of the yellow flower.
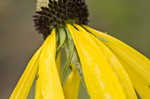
[10,0,150,99]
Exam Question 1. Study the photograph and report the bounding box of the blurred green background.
[0,0,150,98]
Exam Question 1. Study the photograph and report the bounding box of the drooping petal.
[118,57,150,99]
[10,44,43,99]
[35,78,42,99]
[67,24,126,99]
[56,52,61,77]
[63,64,81,99]
[84,25,150,98]
[35,31,60,99]
[38,29,65,99]
[76,25,137,99]
[35,33,62,99]
[84,25,150,81]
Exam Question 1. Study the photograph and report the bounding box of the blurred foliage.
[0,0,150,98]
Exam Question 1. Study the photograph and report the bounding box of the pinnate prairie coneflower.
[10,0,150,99]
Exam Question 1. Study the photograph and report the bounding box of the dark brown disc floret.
[33,0,89,37]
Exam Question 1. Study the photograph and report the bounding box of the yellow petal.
[35,38,62,99]
[10,44,42,99]
[35,32,61,99]
[76,25,137,99]
[119,58,150,99]
[63,64,80,99]
[38,29,65,99]
[67,24,126,99]
[56,52,61,78]
[35,78,42,99]
[10,30,57,99]
[84,25,150,98]
[84,25,150,81]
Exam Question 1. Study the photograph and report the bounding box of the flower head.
[10,0,150,99]
[34,0,88,38]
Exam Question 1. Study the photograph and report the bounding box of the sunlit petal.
[76,25,137,99]
[63,64,80,99]
[56,52,61,77]
[68,24,126,99]
[38,30,65,99]
[119,58,150,99]
[10,43,43,99]
[84,25,150,98]
[35,78,42,99]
